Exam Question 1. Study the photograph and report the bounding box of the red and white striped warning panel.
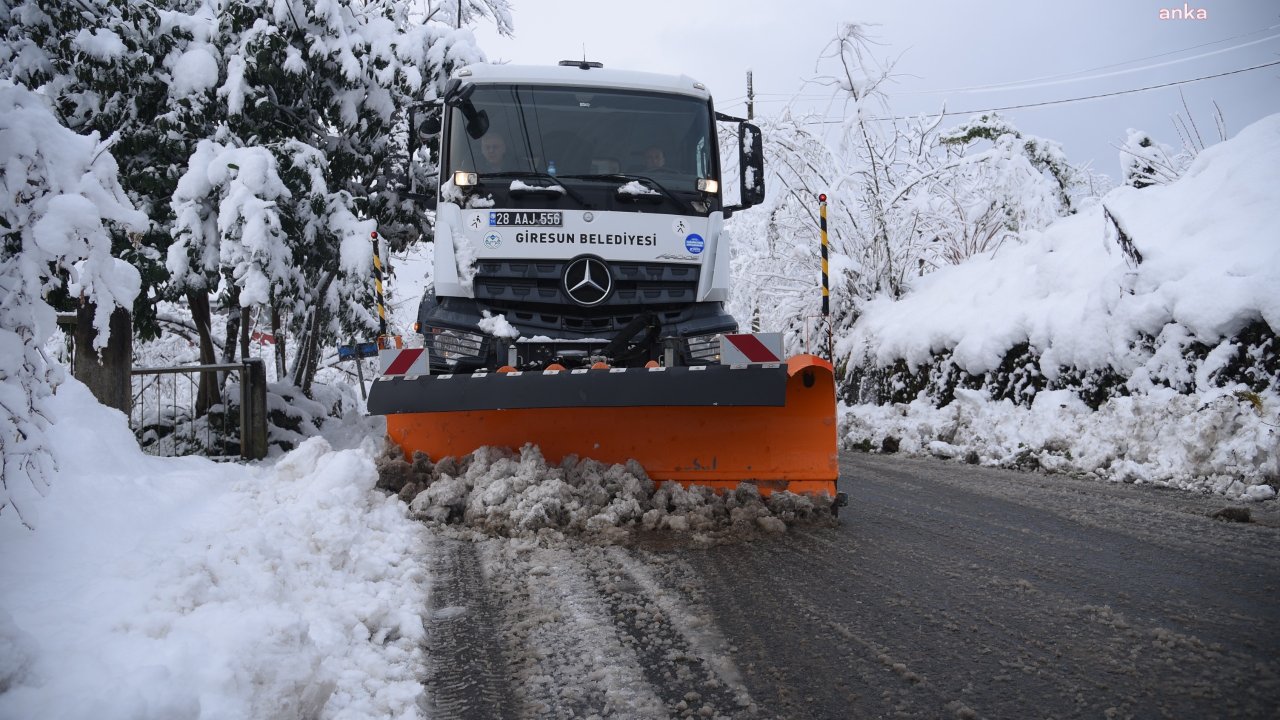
[379,347,430,376]
[719,333,783,364]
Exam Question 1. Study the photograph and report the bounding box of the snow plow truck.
[368,61,840,501]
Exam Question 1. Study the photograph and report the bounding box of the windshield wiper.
[558,173,691,213]
[477,171,592,208]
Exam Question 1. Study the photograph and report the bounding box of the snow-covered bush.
[1119,128,1187,189]
[0,82,146,528]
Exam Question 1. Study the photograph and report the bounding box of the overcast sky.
[472,0,1279,181]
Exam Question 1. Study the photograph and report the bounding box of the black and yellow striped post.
[371,231,388,342]
[819,193,829,317]
[819,193,832,360]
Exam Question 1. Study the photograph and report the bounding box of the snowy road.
[424,452,1280,719]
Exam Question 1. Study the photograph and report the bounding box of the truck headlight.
[425,326,486,361]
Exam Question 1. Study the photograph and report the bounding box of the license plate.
[489,211,563,227]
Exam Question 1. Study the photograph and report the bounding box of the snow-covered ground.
[0,378,832,718]
[840,114,1280,499]
[0,381,429,719]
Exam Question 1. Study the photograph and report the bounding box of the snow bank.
[376,444,835,543]
[0,380,429,719]
[841,114,1279,375]
[839,114,1280,497]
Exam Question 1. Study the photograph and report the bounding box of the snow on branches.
[728,26,1098,366]
[0,82,145,529]
[169,139,295,307]
[940,112,1082,220]
[1118,128,1186,189]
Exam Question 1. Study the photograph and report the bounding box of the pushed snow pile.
[376,444,835,541]
[0,380,429,720]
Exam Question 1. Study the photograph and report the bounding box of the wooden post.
[240,358,268,460]
[73,301,132,415]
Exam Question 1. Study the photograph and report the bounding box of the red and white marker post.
[718,333,784,364]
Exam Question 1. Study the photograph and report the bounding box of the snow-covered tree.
[0,82,146,529]
[939,112,1081,220]
[426,0,514,34]
[1,0,198,339]
[169,137,299,370]
[728,24,1099,387]
[160,0,495,392]
[6,0,504,397]
[729,24,943,359]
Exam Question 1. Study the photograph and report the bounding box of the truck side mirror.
[444,82,489,139]
[738,122,765,208]
[408,105,440,156]
[405,103,441,211]
[464,110,489,140]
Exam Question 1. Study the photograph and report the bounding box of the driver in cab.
[642,145,666,172]
[477,133,508,172]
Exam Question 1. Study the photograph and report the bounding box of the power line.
[796,60,1280,125]
[900,32,1280,96]
[718,25,1280,104]
[900,25,1280,95]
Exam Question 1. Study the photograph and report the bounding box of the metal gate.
[129,359,268,460]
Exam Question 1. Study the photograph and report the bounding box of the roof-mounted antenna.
[557,45,602,70]
[558,59,603,70]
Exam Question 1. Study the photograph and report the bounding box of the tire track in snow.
[588,547,756,718]
[423,537,519,719]
[479,540,669,718]
[423,532,762,719]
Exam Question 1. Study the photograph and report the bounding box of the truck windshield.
[446,84,715,193]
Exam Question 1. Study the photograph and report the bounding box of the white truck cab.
[417,61,765,372]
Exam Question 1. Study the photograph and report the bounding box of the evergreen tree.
[159,0,493,392]
[0,82,146,529]
[5,0,506,396]
[0,0,202,340]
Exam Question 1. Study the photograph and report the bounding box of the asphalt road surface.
[424,451,1280,719]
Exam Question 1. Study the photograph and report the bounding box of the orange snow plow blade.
[372,355,838,497]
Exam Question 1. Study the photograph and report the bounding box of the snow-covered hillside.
[839,114,1280,498]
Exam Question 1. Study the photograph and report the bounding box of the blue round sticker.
[684,233,705,254]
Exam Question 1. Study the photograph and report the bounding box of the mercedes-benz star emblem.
[563,256,612,306]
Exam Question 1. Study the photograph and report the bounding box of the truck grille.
[472,259,700,332]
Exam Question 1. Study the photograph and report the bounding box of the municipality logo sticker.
[483,231,502,249]
[684,233,704,254]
